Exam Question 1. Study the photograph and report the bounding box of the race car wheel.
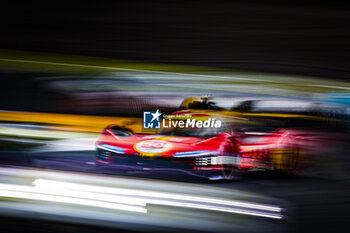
[222,169,235,180]
[205,155,239,181]
[219,139,240,180]
[221,162,236,180]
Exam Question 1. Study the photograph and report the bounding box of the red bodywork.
[96,123,313,179]
[96,125,239,179]
[238,129,328,171]
[239,130,300,170]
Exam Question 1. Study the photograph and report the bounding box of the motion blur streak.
[145,200,283,219]
[0,57,265,82]
[0,188,147,213]
[0,183,146,206]
[34,179,283,219]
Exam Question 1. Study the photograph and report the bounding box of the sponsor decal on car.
[134,140,172,156]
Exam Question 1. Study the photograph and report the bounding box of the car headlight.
[97,143,125,154]
[174,150,219,158]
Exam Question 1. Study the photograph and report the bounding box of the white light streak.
[0,189,146,213]
[33,179,283,218]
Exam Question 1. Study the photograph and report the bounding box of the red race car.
[95,111,303,180]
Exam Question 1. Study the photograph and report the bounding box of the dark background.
[0,3,350,233]
[1,1,350,78]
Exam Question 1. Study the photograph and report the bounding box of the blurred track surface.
[1,149,350,233]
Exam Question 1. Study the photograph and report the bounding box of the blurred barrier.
[0,49,349,96]
[0,111,147,133]
[0,49,220,73]
[0,109,346,138]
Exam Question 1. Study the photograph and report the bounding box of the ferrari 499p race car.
[96,110,306,180]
